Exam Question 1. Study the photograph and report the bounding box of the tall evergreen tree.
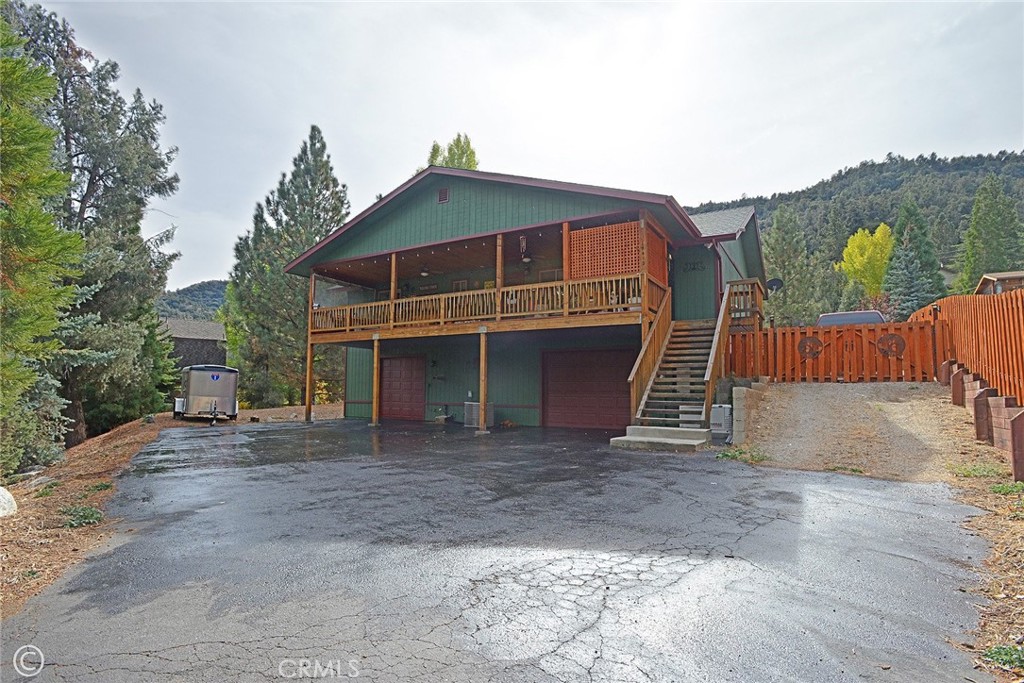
[226,125,349,407]
[954,175,1024,292]
[0,14,82,474]
[883,198,945,302]
[6,2,180,445]
[882,234,931,321]
[763,205,821,325]
[425,133,478,171]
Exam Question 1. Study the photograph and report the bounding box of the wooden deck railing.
[501,281,563,318]
[628,289,673,421]
[727,278,765,331]
[311,273,651,334]
[647,278,668,315]
[909,289,1024,403]
[703,282,735,428]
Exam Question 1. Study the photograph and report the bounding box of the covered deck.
[306,210,671,343]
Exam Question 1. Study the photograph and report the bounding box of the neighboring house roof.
[974,271,1024,295]
[688,205,757,239]
[161,318,226,342]
[285,166,714,277]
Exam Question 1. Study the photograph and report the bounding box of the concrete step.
[609,434,708,453]
[626,425,709,439]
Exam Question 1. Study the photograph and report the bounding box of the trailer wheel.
[173,412,182,420]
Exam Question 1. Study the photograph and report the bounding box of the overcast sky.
[49,1,1024,290]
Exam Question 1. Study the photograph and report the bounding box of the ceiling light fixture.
[520,235,532,263]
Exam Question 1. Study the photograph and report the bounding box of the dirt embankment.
[743,382,1022,681]
[0,404,345,618]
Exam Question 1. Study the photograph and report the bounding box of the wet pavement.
[1,421,991,682]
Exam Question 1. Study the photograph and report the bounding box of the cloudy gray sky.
[50,1,1023,290]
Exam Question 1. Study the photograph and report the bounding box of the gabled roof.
[974,271,1024,294]
[161,318,226,342]
[285,167,711,276]
[979,271,1024,280]
[688,205,757,239]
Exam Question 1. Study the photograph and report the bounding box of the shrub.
[59,505,103,528]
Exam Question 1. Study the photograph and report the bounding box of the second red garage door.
[381,356,426,420]
[542,349,634,430]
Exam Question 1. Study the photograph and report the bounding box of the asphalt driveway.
[1,421,991,682]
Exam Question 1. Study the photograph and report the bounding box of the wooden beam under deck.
[310,310,644,344]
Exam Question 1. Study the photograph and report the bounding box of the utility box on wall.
[464,402,494,429]
[710,404,733,439]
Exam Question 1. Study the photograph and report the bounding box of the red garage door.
[381,356,426,421]
[543,349,635,429]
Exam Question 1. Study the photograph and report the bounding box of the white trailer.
[173,365,239,421]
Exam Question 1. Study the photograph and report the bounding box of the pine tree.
[763,205,821,325]
[6,2,180,445]
[882,235,931,321]
[0,14,82,474]
[226,125,350,407]
[425,133,478,170]
[890,198,945,302]
[954,175,1024,292]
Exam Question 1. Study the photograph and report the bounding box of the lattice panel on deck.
[646,229,667,285]
[569,222,643,280]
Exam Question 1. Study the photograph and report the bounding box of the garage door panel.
[381,356,425,421]
[543,349,634,429]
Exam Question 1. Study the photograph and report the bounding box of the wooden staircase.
[636,319,716,429]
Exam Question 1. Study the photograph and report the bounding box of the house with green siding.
[285,167,764,436]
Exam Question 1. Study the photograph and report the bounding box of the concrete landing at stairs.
[610,425,711,453]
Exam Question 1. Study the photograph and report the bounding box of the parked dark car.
[815,310,885,327]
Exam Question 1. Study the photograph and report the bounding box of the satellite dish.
[766,278,784,294]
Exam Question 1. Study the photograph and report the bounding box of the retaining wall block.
[951,368,966,407]
[973,388,998,443]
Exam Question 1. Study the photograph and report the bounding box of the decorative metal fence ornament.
[877,333,906,358]
[797,337,824,359]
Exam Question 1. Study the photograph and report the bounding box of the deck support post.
[562,222,570,316]
[389,253,397,328]
[304,342,315,422]
[476,329,490,435]
[495,234,503,321]
[305,274,316,422]
[370,335,381,427]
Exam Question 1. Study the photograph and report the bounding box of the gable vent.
[437,187,450,204]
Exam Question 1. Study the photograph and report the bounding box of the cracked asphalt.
[1,421,992,682]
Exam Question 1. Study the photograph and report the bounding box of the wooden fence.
[728,321,949,383]
[909,289,1024,403]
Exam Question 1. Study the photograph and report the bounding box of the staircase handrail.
[703,283,734,427]
[628,289,673,420]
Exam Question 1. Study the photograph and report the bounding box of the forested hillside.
[157,280,227,320]
[687,151,1024,266]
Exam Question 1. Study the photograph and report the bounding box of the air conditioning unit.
[710,404,733,439]
[464,402,494,429]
